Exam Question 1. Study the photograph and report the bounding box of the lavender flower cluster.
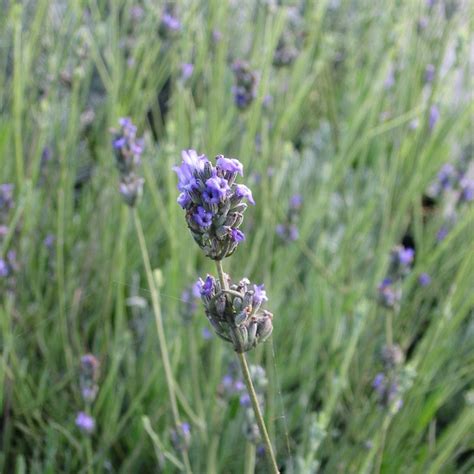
[0,184,19,292]
[197,274,273,353]
[232,60,258,110]
[111,118,144,207]
[159,6,181,39]
[75,354,100,435]
[174,150,254,260]
[377,245,414,310]
[426,156,473,242]
[276,194,303,243]
[372,344,415,414]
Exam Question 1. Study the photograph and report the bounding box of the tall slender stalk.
[133,209,192,474]
[215,260,279,474]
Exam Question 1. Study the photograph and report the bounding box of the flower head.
[418,272,431,286]
[232,61,258,110]
[429,105,439,130]
[80,354,100,403]
[377,278,401,309]
[198,273,273,353]
[174,151,251,260]
[110,118,144,207]
[75,412,95,434]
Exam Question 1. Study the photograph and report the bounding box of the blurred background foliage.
[0,0,473,472]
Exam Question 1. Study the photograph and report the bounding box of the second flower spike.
[197,273,273,353]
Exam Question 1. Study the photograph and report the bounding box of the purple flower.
[203,176,229,204]
[290,194,303,209]
[198,275,215,297]
[161,13,181,31]
[174,150,251,259]
[181,422,191,436]
[113,137,126,149]
[192,281,201,299]
[276,224,286,238]
[0,258,8,277]
[118,117,137,135]
[398,247,414,266]
[75,412,95,434]
[436,226,449,242]
[235,184,255,205]
[193,206,213,228]
[202,327,213,340]
[231,228,245,242]
[252,284,268,306]
[240,393,251,407]
[425,64,435,83]
[0,183,14,211]
[216,155,244,176]
[418,273,431,286]
[372,373,385,391]
[181,63,194,81]
[177,192,191,208]
[173,150,208,193]
[438,164,454,189]
[43,234,55,248]
[429,105,439,130]
[222,374,233,389]
[384,68,395,89]
[460,177,474,202]
[289,225,299,241]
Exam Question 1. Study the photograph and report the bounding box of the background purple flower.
[418,273,431,286]
[75,412,95,434]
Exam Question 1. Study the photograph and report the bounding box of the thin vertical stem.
[385,311,393,347]
[133,209,192,474]
[214,260,279,474]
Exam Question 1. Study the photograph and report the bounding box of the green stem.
[385,311,393,347]
[133,209,192,474]
[214,260,279,474]
[85,437,94,474]
[244,442,256,474]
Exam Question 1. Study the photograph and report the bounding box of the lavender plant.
[174,150,279,472]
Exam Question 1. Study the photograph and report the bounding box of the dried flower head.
[377,278,401,310]
[197,273,273,353]
[381,344,405,369]
[174,150,254,260]
[80,354,100,403]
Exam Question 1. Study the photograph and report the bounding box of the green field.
[0,1,473,473]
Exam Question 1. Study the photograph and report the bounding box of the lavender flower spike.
[110,118,144,207]
[198,273,273,353]
[173,150,251,260]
